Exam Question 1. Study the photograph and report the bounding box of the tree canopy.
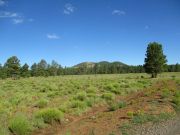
[144,42,167,78]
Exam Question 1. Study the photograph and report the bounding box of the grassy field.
[0,72,179,135]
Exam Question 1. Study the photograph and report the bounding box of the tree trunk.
[155,73,157,78]
[151,73,157,78]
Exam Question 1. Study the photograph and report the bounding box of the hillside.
[73,61,127,68]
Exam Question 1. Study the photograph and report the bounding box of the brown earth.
[32,80,178,135]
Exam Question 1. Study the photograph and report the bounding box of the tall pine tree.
[144,42,167,78]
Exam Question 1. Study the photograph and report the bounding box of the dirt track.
[32,80,180,135]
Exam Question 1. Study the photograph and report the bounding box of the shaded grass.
[35,108,64,124]
[9,115,32,135]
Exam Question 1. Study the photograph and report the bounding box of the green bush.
[118,101,127,108]
[161,89,170,98]
[132,113,174,124]
[127,111,134,118]
[132,114,149,124]
[74,92,87,101]
[87,93,96,98]
[86,87,97,93]
[104,84,115,91]
[172,91,180,109]
[32,117,47,129]
[35,108,64,124]
[70,100,87,109]
[86,98,96,107]
[36,99,48,108]
[174,98,180,105]
[102,93,115,101]
[108,102,118,111]
[9,115,32,135]
[175,91,180,97]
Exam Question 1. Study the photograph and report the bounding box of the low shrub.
[127,111,134,118]
[104,84,121,94]
[36,99,48,108]
[102,93,115,101]
[104,84,115,91]
[108,102,118,111]
[172,91,180,111]
[86,98,96,107]
[161,89,170,98]
[32,117,47,129]
[35,108,64,124]
[132,114,149,124]
[74,92,87,101]
[87,93,96,98]
[132,113,174,124]
[118,101,127,108]
[9,115,32,135]
[70,100,87,110]
[86,87,97,93]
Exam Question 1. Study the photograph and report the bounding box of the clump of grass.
[108,102,119,111]
[104,84,121,94]
[108,101,127,111]
[35,99,48,108]
[132,114,149,124]
[35,108,64,124]
[86,98,96,107]
[127,111,134,118]
[86,86,97,93]
[9,96,21,106]
[102,93,115,101]
[118,101,127,108]
[70,100,87,110]
[120,122,132,135]
[172,91,180,111]
[74,92,87,101]
[104,84,115,91]
[32,117,47,129]
[161,89,171,98]
[9,115,32,135]
[132,113,174,124]
[87,93,96,98]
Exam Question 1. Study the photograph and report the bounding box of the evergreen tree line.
[0,56,179,79]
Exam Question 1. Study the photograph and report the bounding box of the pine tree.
[21,63,30,77]
[144,42,167,78]
[4,56,21,79]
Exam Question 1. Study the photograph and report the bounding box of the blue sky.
[0,0,180,67]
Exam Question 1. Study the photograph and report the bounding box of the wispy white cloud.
[0,11,19,18]
[47,34,60,39]
[0,1,32,25]
[12,18,24,24]
[112,10,126,16]
[63,3,76,15]
[0,0,5,6]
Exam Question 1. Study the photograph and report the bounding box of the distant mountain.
[73,62,96,68]
[73,61,127,68]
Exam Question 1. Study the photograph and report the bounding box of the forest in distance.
[0,56,180,79]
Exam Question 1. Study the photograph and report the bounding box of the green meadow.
[0,72,179,135]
